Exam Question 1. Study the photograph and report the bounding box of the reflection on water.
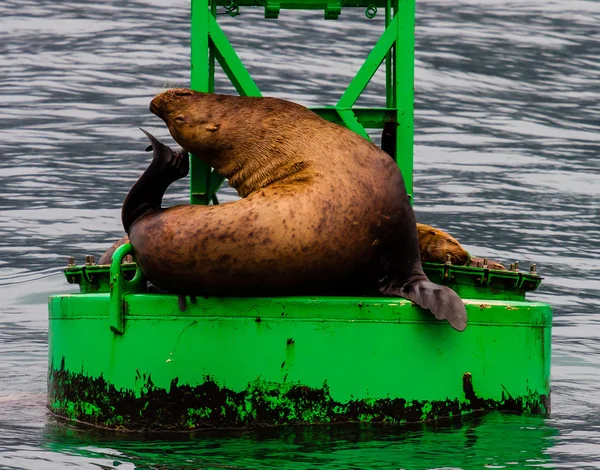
[0,0,599,468]
[38,413,557,469]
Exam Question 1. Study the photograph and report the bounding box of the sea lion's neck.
[211,143,315,197]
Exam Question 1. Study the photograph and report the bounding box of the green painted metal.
[217,0,396,7]
[336,109,372,141]
[308,107,397,128]
[49,247,551,430]
[189,0,415,204]
[393,0,415,186]
[64,257,543,302]
[208,17,262,97]
[108,244,145,335]
[336,15,398,109]
[48,291,551,430]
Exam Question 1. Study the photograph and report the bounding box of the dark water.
[0,0,598,468]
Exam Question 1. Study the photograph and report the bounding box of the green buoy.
[47,0,552,431]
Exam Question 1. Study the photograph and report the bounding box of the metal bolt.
[514,261,519,272]
[67,256,75,267]
[483,258,488,269]
[123,255,133,263]
[509,263,514,271]
[445,254,452,265]
[530,264,537,274]
[85,255,95,266]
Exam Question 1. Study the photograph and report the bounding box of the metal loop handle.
[365,3,377,19]
[109,243,145,335]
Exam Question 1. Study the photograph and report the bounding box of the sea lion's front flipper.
[469,256,507,270]
[381,278,467,332]
[139,128,189,176]
[121,129,189,233]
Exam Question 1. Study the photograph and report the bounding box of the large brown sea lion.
[116,89,468,331]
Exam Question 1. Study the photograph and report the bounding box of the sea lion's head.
[149,88,318,195]
[150,88,229,157]
[416,223,470,266]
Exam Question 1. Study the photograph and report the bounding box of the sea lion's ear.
[206,123,220,132]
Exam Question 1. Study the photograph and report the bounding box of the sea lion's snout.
[149,96,162,117]
[150,88,193,118]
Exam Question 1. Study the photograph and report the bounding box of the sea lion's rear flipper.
[121,129,189,233]
[381,278,467,332]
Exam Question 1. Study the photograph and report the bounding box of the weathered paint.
[48,360,548,432]
[48,292,551,431]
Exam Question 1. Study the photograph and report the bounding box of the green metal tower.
[187,0,415,205]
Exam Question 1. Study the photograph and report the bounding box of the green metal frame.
[189,0,414,204]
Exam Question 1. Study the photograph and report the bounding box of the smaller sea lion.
[417,223,470,266]
[98,237,129,265]
[416,223,506,270]
[416,223,507,270]
[468,257,507,270]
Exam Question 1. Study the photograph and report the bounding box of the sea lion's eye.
[174,116,186,123]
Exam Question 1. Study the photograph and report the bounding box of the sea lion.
[415,223,507,270]
[416,223,470,266]
[116,89,467,331]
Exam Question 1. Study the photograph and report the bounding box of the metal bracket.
[265,1,280,18]
[365,2,377,18]
[324,3,341,19]
[109,243,145,335]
